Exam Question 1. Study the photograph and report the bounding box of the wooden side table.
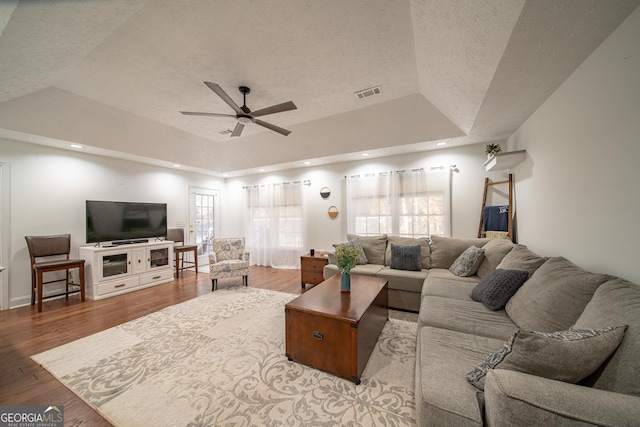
[300,254,329,288]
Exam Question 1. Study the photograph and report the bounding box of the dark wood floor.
[0,266,304,426]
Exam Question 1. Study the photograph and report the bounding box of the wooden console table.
[300,253,328,288]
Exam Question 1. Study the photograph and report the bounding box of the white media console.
[79,240,174,300]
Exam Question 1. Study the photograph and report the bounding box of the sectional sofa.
[323,234,640,426]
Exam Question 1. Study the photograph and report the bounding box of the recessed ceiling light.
[223,173,228,177]
[436,141,447,146]
[361,153,369,157]
[304,161,311,165]
[172,164,181,168]
[259,168,265,172]
[70,144,83,149]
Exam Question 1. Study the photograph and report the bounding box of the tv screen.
[86,200,167,243]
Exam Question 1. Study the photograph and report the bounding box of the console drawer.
[140,268,173,285]
[97,277,139,296]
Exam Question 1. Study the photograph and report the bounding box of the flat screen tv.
[86,200,167,244]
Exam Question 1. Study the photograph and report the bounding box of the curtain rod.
[344,166,456,178]
[243,180,310,189]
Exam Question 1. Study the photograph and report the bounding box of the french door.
[188,187,220,263]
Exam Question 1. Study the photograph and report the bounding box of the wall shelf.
[484,150,526,171]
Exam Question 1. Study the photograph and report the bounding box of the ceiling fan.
[180,82,297,137]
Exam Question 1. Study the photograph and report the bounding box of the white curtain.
[245,182,305,269]
[346,168,451,237]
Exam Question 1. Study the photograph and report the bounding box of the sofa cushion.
[573,278,640,396]
[422,270,479,301]
[323,263,384,280]
[385,236,431,269]
[449,246,485,277]
[467,326,627,390]
[377,266,428,293]
[496,244,547,278]
[416,326,505,427]
[476,238,515,279]
[471,269,529,311]
[506,257,611,332]
[420,296,518,340]
[332,238,368,265]
[347,234,387,265]
[430,236,491,269]
[390,244,421,271]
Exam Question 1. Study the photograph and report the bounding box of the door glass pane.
[195,193,215,255]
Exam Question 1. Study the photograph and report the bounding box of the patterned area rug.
[32,286,417,426]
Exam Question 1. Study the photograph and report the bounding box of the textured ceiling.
[0,0,638,176]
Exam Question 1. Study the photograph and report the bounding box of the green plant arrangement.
[336,245,360,275]
[485,143,502,156]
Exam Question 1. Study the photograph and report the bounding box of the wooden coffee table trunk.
[285,274,388,384]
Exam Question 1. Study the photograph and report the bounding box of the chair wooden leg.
[194,250,198,274]
[37,270,44,312]
[80,266,86,302]
[31,269,36,305]
[174,251,180,279]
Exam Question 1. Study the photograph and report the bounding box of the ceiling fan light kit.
[180,82,297,137]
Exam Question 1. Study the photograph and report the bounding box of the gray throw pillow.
[390,244,421,271]
[449,246,485,277]
[467,325,627,390]
[333,238,368,265]
[471,268,529,310]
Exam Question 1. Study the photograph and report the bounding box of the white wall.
[0,138,225,308]
[508,6,640,283]
[226,143,499,254]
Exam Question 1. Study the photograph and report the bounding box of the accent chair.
[209,237,249,290]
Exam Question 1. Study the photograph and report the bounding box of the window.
[346,168,450,237]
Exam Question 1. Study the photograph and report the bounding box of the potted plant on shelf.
[335,245,360,292]
[485,143,502,159]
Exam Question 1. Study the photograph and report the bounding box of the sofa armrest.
[208,253,218,264]
[484,369,640,427]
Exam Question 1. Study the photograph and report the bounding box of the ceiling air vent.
[218,129,233,136]
[354,85,382,100]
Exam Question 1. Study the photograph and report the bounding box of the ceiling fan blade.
[254,119,292,136]
[250,101,297,118]
[231,122,245,137]
[180,111,237,118]
[204,82,244,115]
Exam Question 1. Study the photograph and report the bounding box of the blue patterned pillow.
[467,325,627,390]
[390,244,421,271]
[333,238,368,265]
[449,246,485,277]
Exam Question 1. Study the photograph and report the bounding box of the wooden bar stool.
[167,228,198,278]
[25,234,85,312]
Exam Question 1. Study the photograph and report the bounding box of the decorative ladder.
[478,173,514,242]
